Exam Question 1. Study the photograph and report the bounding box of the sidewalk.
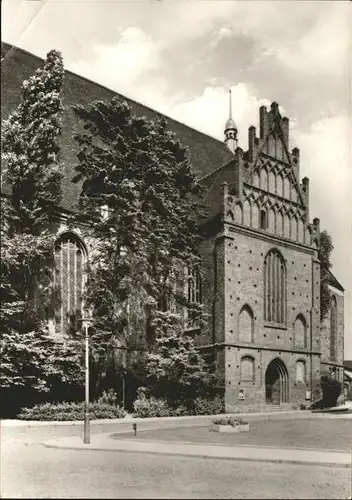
[2,407,351,428]
[43,433,351,468]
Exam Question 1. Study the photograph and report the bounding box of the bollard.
[133,423,137,436]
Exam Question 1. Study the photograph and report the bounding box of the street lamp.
[79,316,94,444]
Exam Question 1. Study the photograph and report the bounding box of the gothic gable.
[247,156,304,206]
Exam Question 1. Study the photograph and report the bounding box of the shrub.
[133,396,172,418]
[17,400,126,421]
[96,389,118,406]
[193,397,224,415]
[213,416,248,426]
[172,404,189,416]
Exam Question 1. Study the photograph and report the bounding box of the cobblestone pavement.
[2,423,351,499]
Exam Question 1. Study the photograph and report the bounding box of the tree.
[318,230,334,320]
[142,311,212,409]
[2,49,64,235]
[70,98,206,365]
[0,50,83,413]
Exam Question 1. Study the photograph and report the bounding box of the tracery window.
[54,232,87,334]
[264,249,286,324]
[330,296,337,360]
[186,265,202,327]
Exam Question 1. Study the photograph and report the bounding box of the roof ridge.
[1,41,230,149]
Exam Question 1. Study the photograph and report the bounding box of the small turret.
[224,89,238,154]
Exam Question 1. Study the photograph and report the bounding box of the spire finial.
[224,87,237,154]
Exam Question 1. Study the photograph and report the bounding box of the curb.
[42,436,351,469]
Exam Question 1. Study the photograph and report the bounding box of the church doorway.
[265,358,289,404]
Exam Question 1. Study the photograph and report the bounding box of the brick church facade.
[1,43,345,411]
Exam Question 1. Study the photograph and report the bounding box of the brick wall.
[223,225,317,349]
[197,216,323,411]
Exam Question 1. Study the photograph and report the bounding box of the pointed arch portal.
[265,358,289,404]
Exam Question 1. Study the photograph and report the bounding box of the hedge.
[17,401,126,421]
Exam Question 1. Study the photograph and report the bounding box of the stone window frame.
[54,231,88,335]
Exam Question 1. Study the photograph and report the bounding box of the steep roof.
[327,269,344,292]
[1,42,233,211]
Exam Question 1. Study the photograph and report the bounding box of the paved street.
[1,422,351,499]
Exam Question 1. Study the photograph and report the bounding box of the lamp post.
[79,317,94,444]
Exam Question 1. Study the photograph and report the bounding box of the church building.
[196,94,344,411]
[1,43,345,412]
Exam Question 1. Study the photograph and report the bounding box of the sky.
[2,0,351,358]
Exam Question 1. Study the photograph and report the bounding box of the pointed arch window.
[294,314,307,348]
[268,207,275,233]
[54,232,87,335]
[186,265,202,327]
[243,199,251,226]
[268,171,276,193]
[330,296,337,360]
[298,219,305,243]
[276,174,283,197]
[252,171,259,188]
[276,211,284,236]
[264,249,286,325]
[284,177,291,200]
[235,203,243,224]
[260,209,268,230]
[260,169,268,191]
[291,216,298,241]
[284,213,290,238]
[238,305,254,343]
[296,360,306,384]
[252,203,259,229]
[240,356,255,382]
